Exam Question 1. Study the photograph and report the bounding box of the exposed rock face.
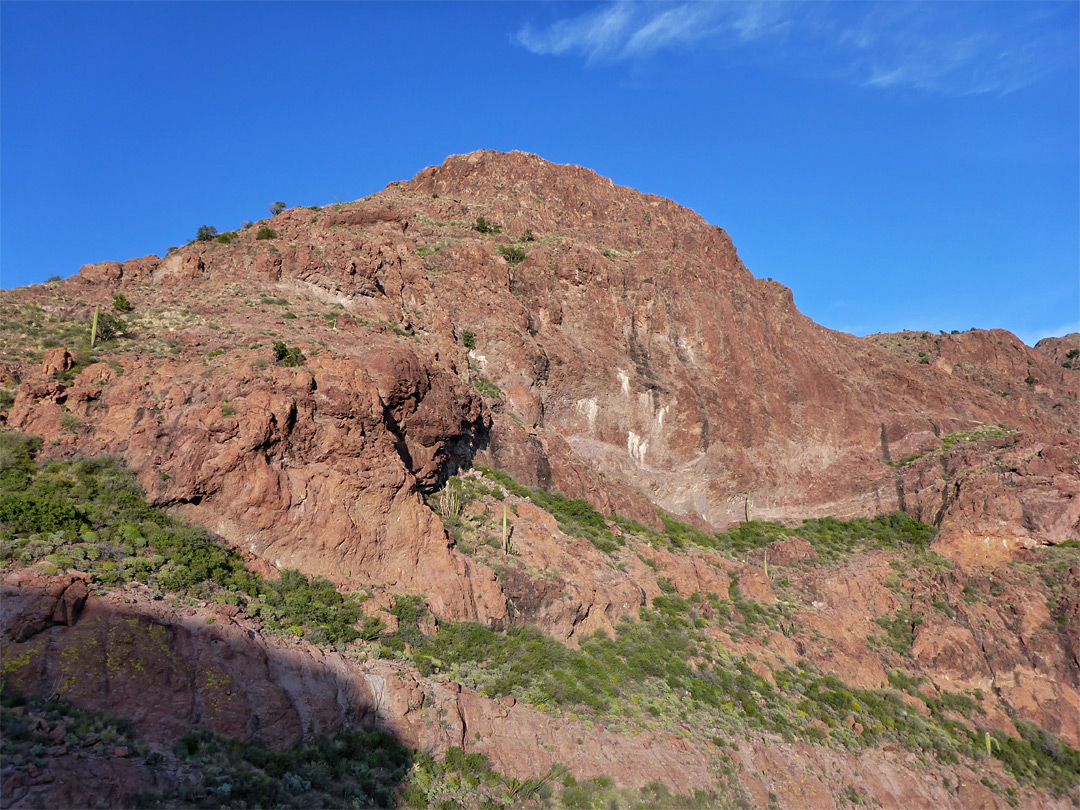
[1035,332,1080,370]
[3,148,1074,645]
[5,573,88,642]
[11,151,1068,572]
[9,330,507,623]
[2,570,373,750]
[899,432,1080,564]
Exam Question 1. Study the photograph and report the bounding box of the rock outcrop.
[11,152,1073,577]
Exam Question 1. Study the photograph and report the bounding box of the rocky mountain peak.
[1,151,1078,808]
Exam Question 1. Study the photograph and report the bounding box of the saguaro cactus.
[502,504,511,555]
[90,305,100,347]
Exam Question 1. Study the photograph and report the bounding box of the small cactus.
[502,504,511,555]
[439,484,461,520]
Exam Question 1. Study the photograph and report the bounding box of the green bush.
[196,225,218,242]
[472,217,501,235]
[476,466,620,553]
[92,311,129,343]
[111,293,132,312]
[269,201,286,216]
[496,245,526,265]
[272,341,305,367]
[702,511,935,563]
[256,226,278,240]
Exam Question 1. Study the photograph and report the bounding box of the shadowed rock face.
[4,568,1076,810]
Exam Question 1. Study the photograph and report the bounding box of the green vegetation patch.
[1010,539,1080,627]
[151,724,415,808]
[886,424,1017,467]
[713,512,935,562]
[272,341,305,367]
[940,424,1015,451]
[635,510,934,564]
[477,466,622,553]
[470,374,503,402]
[3,688,727,809]
[384,566,1078,795]
[472,216,501,235]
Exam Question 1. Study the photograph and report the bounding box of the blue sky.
[2,1,1077,344]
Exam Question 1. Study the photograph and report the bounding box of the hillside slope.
[1,150,1077,809]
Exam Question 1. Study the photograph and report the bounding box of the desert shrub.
[472,217,501,235]
[272,341,305,367]
[93,311,129,342]
[461,329,475,349]
[0,432,40,486]
[702,511,935,563]
[111,293,132,312]
[470,375,502,401]
[256,226,278,240]
[989,722,1080,793]
[496,245,526,265]
[873,608,922,653]
[251,569,367,644]
[269,201,286,216]
[215,231,236,244]
[144,723,416,808]
[661,513,720,550]
[196,225,218,242]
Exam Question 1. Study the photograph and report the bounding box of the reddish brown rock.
[767,535,817,566]
[40,347,73,378]
[6,573,90,642]
[78,260,124,284]
[11,150,1077,614]
[1035,332,1080,368]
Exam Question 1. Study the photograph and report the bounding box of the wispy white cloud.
[516,2,637,62]
[515,1,1076,96]
[516,1,787,64]
[833,3,1073,96]
[623,4,718,58]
